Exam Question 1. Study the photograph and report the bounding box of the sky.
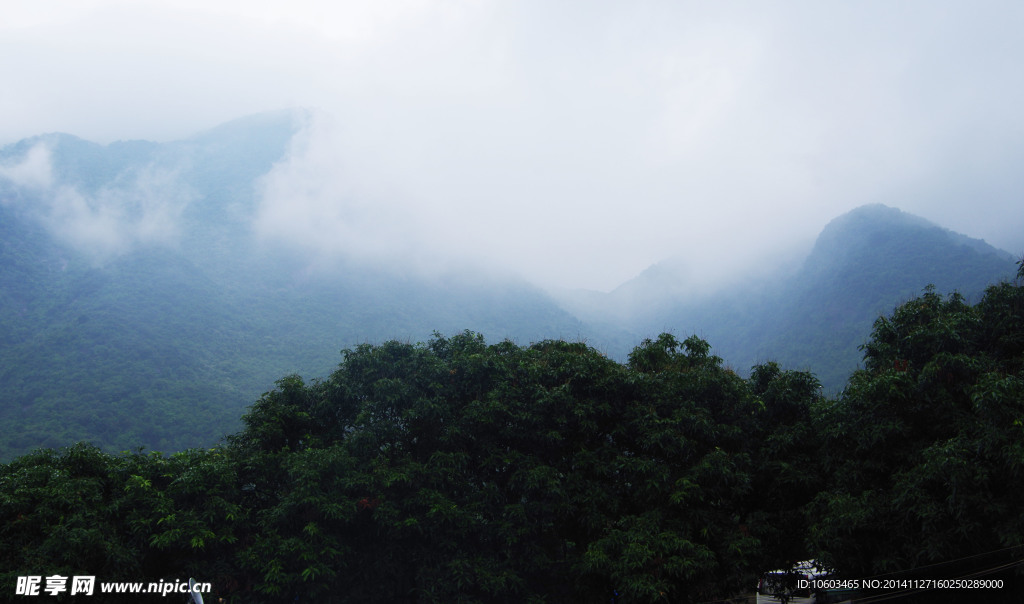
[2,1,1023,292]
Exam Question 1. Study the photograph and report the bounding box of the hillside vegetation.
[577,204,1018,389]
[0,114,585,459]
[2,270,1023,602]
[0,115,1018,462]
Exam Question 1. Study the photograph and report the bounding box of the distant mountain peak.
[185,108,307,146]
[819,203,935,236]
[802,203,1014,283]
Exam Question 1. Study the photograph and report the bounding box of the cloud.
[0,143,194,261]
[51,166,193,260]
[0,143,53,191]
[4,1,1024,289]
[252,112,428,265]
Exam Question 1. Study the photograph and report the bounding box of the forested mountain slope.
[0,112,1017,459]
[0,113,585,459]
[575,204,1018,390]
[752,204,1016,388]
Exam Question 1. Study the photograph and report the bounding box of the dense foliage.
[1,331,823,602]
[2,277,1023,602]
[808,279,1024,600]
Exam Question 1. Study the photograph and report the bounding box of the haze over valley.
[0,112,1019,458]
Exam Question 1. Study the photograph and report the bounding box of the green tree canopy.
[809,283,1024,600]
[8,275,1023,603]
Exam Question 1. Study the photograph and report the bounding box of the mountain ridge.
[567,202,1017,389]
[0,115,587,459]
[0,114,1019,458]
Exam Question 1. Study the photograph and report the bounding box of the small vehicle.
[756,560,839,604]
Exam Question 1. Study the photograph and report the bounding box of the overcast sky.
[2,1,1023,291]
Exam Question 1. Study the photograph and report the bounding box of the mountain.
[0,113,586,460]
[578,204,1018,389]
[756,204,1016,387]
[1,112,1018,459]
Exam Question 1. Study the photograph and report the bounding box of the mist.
[0,142,194,261]
[3,1,1023,291]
